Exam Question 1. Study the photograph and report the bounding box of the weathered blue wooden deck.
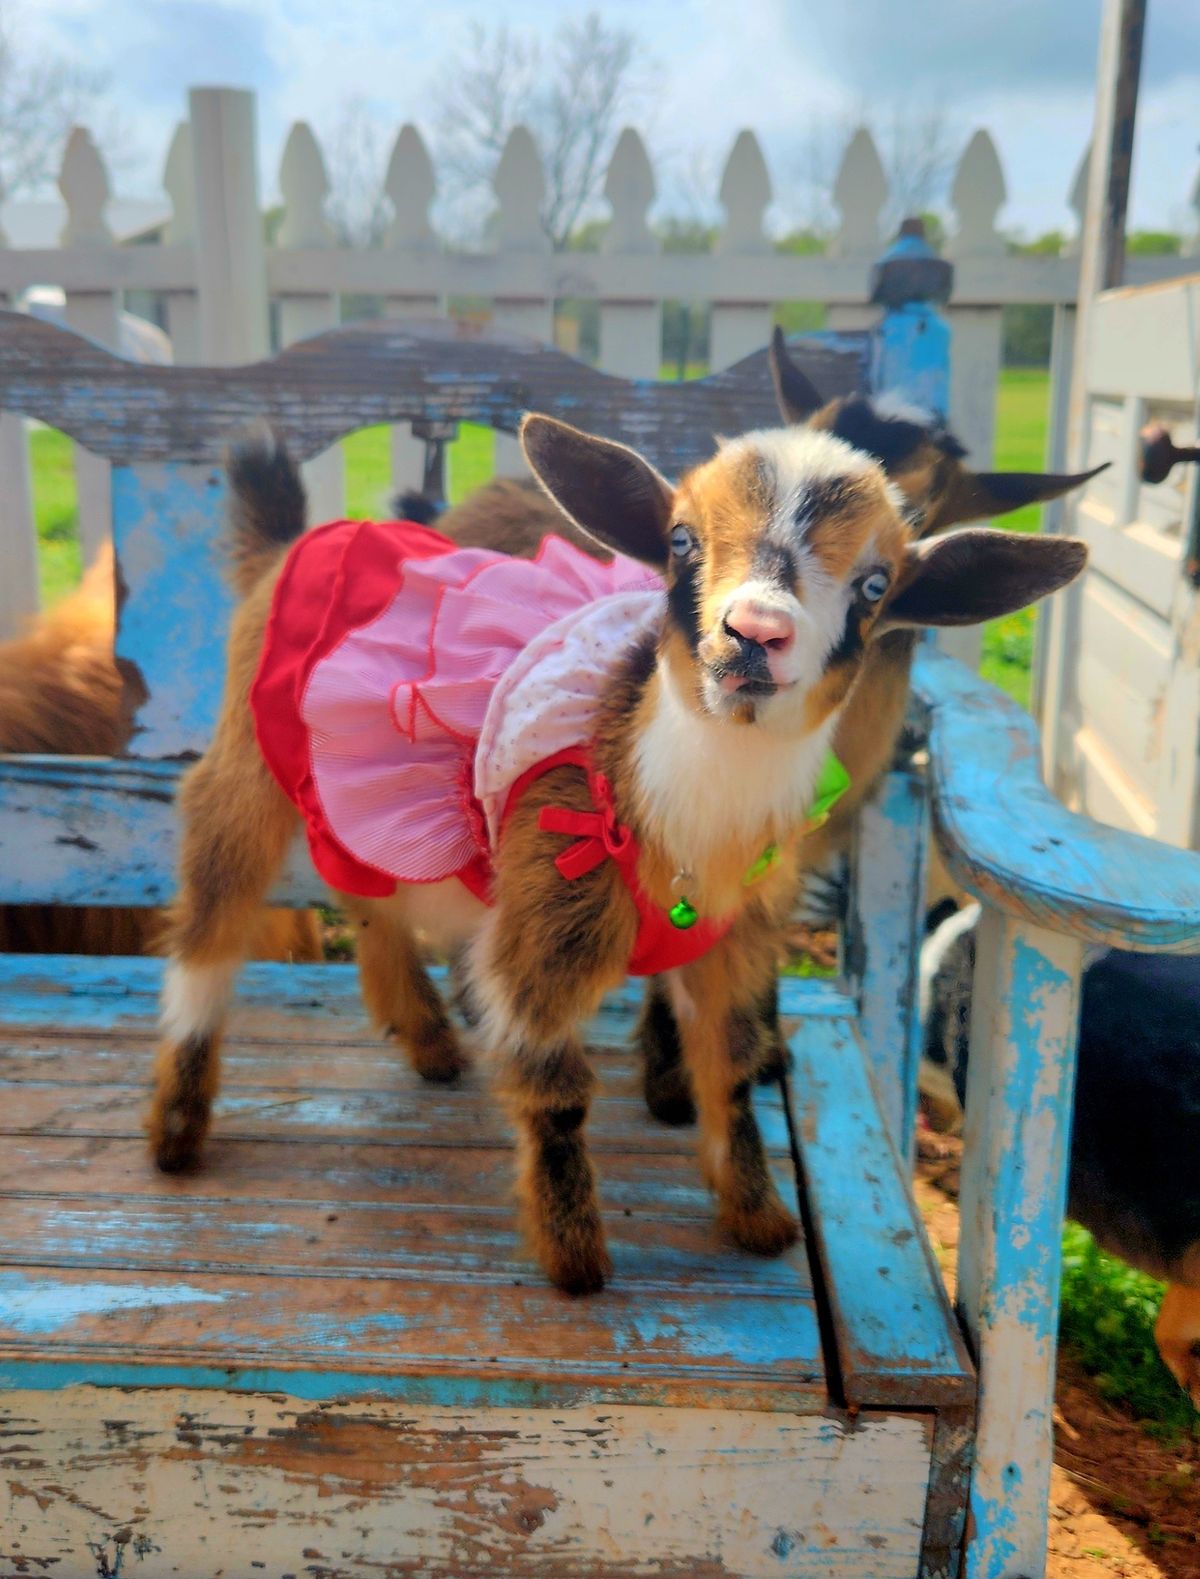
[0,958,972,1575]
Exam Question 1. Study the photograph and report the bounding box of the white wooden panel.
[1072,499,1182,620]
[1076,651,1161,802]
[1086,277,1200,399]
[2,1389,931,1579]
[1072,725,1158,836]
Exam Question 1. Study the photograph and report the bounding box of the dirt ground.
[915,1132,1200,1579]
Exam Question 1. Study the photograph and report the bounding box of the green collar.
[669,752,851,929]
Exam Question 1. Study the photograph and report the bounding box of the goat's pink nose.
[723,600,796,653]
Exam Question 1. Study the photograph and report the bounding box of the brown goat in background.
[0,545,320,962]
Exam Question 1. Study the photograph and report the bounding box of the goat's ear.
[881,529,1087,630]
[769,326,825,425]
[520,413,673,567]
[928,462,1109,531]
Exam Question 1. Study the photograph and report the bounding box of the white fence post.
[942,131,1008,668]
[0,183,39,637]
[162,122,200,363]
[59,127,118,569]
[188,87,269,364]
[276,121,343,523]
[597,129,660,380]
[827,128,885,332]
[709,132,773,370]
[490,127,553,476]
[384,124,442,501]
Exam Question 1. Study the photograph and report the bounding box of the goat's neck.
[615,661,840,893]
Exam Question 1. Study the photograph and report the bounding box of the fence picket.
[1,86,1199,635]
[384,124,443,499]
[276,122,343,522]
[59,127,118,567]
[598,129,660,379]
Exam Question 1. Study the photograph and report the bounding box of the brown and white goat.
[152,414,1085,1294]
[0,545,321,962]
[436,333,1104,1122]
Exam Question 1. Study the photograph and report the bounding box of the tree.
[0,3,114,197]
[320,97,391,249]
[783,106,961,242]
[430,12,650,250]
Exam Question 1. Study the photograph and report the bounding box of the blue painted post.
[869,218,953,417]
[957,906,1084,1579]
[846,221,952,1156]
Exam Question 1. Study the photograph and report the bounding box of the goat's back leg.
[676,946,799,1257]
[150,736,298,1173]
[639,975,784,1125]
[338,892,466,1083]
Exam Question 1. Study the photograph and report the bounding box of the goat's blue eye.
[861,570,889,603]
[670,524,695,558]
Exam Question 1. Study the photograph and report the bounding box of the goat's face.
[520,412,1088,738]
[661,427,908,732]
[768,327,1107,536]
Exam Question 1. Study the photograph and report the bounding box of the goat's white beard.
[632,661,842,876]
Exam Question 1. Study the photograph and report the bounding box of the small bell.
[669,897,699,930]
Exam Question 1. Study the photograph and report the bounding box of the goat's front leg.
[473,768,636,1294]
[676,943,799,1256]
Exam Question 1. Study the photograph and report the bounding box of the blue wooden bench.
[1,307,1198,1579]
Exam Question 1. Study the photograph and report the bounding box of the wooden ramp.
[0,961,973,1578]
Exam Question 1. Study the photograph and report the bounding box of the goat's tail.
[225,423,307,596]
[391,489,442,526]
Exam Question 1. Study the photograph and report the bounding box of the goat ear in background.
[882,529,1087,629]
[520,414,673,568]
[928,462,1109,531]
[768,327,826,426]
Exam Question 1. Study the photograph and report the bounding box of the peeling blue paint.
[0,1272,227,1336]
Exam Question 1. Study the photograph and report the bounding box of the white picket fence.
[1,85,1199,639]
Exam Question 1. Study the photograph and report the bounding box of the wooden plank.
[0,1388,931,1578]
[787,1017,974,1409]
[0,311,865,475]
[0,1262,824,1408]
[956,910,1084,1579]
[0,1134,717,1217]
[0,956,855,1034]
[1086,277,1200,401]
[913,644,1200,951]
[0,1193,811,1296]
[0,1079,795,1157]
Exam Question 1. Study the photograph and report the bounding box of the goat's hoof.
[724,1198,800,1258]
[542,1227,613,1297]
[397,1027,468,1083]
[643,1069,696,1126]
[148,1104,209,1174]
[549,1248,613,1297]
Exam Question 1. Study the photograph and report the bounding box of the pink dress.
[252,517,661,903]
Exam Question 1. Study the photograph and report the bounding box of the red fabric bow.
[538,774,635,880]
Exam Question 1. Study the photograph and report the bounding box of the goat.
[431,332,1104,1124]
[0,544,321,963]
[151,413,1085,1295]
[921,904,1200,1409]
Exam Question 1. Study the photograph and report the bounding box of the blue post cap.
[870,217,954,308]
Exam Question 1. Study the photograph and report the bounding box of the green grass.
[1059,1222,1198,1443]
[981,367,1051,707]
[29,426,82,606]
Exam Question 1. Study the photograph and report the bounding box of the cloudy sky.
[18,0,1200,239]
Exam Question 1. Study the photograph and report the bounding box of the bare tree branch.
[430,11,649,250]
[321,96,391,248]
[0,2,117,197]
